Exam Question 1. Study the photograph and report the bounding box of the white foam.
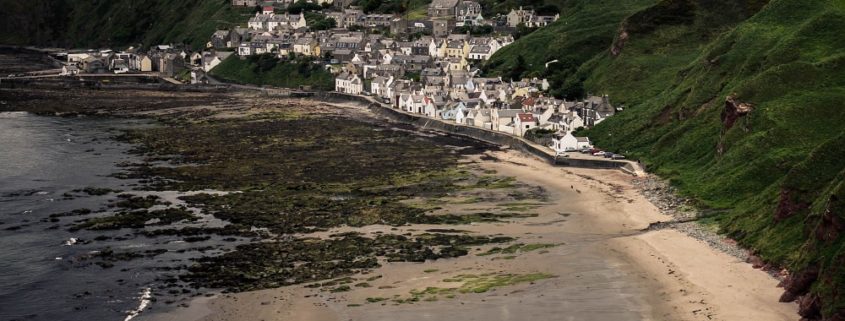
[123,287,152,321]
[62,238,78,246]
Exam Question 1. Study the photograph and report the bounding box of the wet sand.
[142,138,797,321]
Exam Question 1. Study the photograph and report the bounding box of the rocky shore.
[633,176,754,262]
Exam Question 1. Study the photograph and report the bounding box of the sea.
[0,112,195,321]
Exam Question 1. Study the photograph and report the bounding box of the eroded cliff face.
[716,93,754,156]
[775,189,809,223]
[611,27,629,57]
[780,265,819,302]
[720,93,753,130]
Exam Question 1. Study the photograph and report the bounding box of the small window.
[525,125,530,129]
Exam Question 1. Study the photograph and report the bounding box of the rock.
[798,294,821,319]
[782,266,820,300]
[779,290,799,303]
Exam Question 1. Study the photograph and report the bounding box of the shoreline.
[0,87,798,320]
[139,104,797,320]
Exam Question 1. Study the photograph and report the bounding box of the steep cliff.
[488,0,845,319]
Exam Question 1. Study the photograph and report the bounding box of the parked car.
[579,148,591,153]
[603,152,614,158]
[592,151,605,156]
[612,154,626,160]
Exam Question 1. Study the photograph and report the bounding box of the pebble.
[632,177,748,260]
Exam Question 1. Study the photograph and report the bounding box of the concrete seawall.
[313,92,636,174]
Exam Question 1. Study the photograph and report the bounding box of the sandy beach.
[140,127,798,321]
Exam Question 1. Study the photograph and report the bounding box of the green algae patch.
[458,273,555,293]
[380,272,555,305]
[183,233,513,292]
[366,297,387,303]
[477,243,560,256]
[109,108,547,294]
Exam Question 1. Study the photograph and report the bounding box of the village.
[26,0,622,157]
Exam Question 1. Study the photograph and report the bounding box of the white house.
[370,75,393,97]
[61,65,79,76]
[423,97,438,118]
[202,51,231,72]
[455,108,467,124]
[551,131,592,154]
[335,72,363,95]
[514,113,537,137]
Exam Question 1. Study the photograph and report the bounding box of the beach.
[0,86,798,321]
[141,109,797,321]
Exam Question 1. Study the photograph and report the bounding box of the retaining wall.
[316,93,631,172]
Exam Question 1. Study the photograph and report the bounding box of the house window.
[525,125,530,129]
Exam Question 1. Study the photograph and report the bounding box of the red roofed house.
[521,97,536,110]
[423,96,438,118]
[262,6,274,14]
[514,113,537,137]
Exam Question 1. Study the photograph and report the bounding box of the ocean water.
[0,112,177,321]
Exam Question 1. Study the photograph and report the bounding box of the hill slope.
[487,0,845,319]
[0,0,252,49]
[209,54,335,90]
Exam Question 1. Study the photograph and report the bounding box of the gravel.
[632,176,749,261]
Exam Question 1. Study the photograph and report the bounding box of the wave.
[123,287,152,321]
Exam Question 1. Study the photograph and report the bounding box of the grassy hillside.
[489,0,845,318]
[0,0,253,49]
[209,54,335,90]
[483,0,658,98]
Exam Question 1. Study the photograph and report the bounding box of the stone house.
[470,108,492,129]
[507,7,534,27]
[432,18,455,38]
[335,72,363,94]
[456,1,482,21]
[210,30,230,49]
[491,108,521,132]
[428,0,459,17]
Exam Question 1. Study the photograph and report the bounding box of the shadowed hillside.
[0,0,253,49]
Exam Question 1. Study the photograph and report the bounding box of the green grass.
[487,0,845,317]
[210,54,334,90]
[404,5,428,20]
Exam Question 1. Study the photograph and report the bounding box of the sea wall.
[313,92,632,173]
